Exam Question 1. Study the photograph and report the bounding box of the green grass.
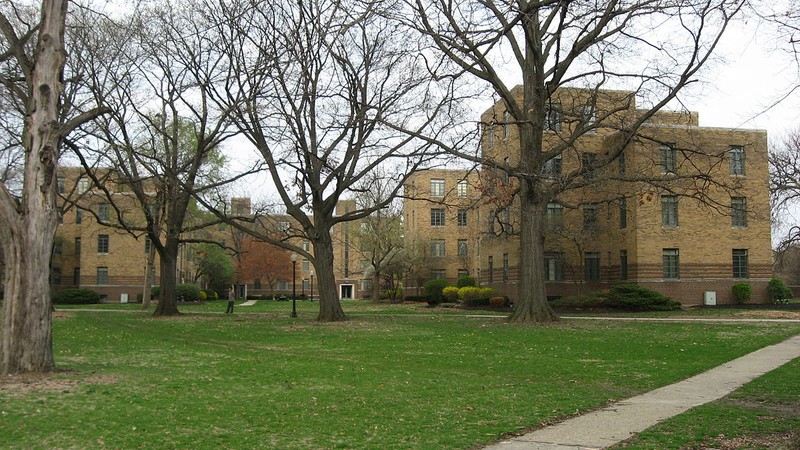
[1,302,799,449]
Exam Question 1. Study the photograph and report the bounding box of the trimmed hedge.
[456,276,477,288]
[552,284,680,311]
[732,283,752,305]
[424,279,449,305]
[442,286,460,303]
[176,284,202,302]
[53,288,100,305]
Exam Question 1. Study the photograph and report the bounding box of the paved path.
[239,300,257,306]
[484,334,800,450]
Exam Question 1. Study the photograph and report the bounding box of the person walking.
[226,286,235,314]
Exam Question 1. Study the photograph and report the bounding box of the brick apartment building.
[403,88,772,305]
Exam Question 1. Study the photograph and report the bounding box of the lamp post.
[310,270,314,301]
[290,253,298,317]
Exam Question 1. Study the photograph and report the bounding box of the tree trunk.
[509,187,559,323]
[153,239,180,316]
[0,0,68,374]
[312,229,346,322]
[141,245,156,309]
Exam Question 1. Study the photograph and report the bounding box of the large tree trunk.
[313,228,346,322]
[141,245,156,309]
[509,193,558,323]
[0,0,68,374]
[153,238,180,316]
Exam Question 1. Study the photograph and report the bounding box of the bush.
[52,288,100,305]
[767,278,792,304]
[732,283,752,304]
[176,284,202,302]
[456,276,477,288]
[423,279,449,305]
[442,286,460,303]
[151,286,160,299]
[458,286,494,303]
[463,297,491,307]
[552,284,680,311]
[489,296,508,308]
[203,289,219,300]
[199,290,207,301]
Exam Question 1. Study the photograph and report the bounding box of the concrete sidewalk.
[484,334,800,450]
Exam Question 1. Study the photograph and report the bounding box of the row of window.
[430,239,469,257]
[430,208,469,227]
[429,179,469,197]
[536,248,749,282]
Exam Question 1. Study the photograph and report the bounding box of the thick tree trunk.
[0,0,68,374]
[509,194,558,323]
[313,229,346,322]
[141,245,156,309]
[153,239,180,316]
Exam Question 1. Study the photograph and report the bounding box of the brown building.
[403,88,772,305]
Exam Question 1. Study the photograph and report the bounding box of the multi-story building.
[403,88,772,305]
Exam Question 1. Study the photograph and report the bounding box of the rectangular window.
[57,177,65,194]
[485,123,494,149]
[581,104,596,133]
[75,237,81,257]
[618,150,626,175]
[431,239,446,257]
[431,269,446,280]
[731,197,747,227]
[663,249,680,279]
[620,250,628,280]
[302,240,311,251]
[457,180,468,197]
[276,280,289,290]
[254,279,262,290]
[457,269,469,279]
[302,259,310,272]
[581,153,597,179]
[661,195,678,227]
[619,198,627,229]
[97,234,109,253]
[53,240,62,256]
[660,144,676,173]
[488,256,494,283]
[503,253,509,282]
[144,237,151,254]
[729,146,745,175]
[488,213,496,234]
[430,208,445,227]
[457,239,468,258]
[430,179,445,197]
[546,202,564,230]
[97,267,108,285]
[457,209,468,227]
[544,252,564,281]
[583,204,599,231]
[584,252,600,281]
[78,178,89,194]
[51,267,61,285]
[98,203,110,222]
[733,249,749,279]
[75,209,82,224]
[544,103,562,132]
[73,267,80,286]
[542,154,562,177]
[503,111,511,140]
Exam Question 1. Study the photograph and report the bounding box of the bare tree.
[770,129,800,253]
[202,0,471,321]
[0,0,107,374]
[409,0,746,323]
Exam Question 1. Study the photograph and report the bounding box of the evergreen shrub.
[767,278,792,304]
[456,276,477,288]
[424,279,449,305]
[732,283,752,304]
[176,284,202,302]
[52,288,100,305]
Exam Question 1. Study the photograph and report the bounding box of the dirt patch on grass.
[0,372,117,398]
[704,431,797,449]
[733,310,800,320]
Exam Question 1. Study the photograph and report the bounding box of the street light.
[290,253,298,318]
[310,270,314,301]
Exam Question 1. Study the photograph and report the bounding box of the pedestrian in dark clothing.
[226,286,235,314]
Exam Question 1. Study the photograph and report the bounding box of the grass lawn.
[2,301,799,449]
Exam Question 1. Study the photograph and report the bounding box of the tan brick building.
[403,88,772,305]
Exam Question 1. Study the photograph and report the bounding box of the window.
[457,209,468,227]
[546,203,564,230]
[581,152,597,178]
[430,208,445,227]
[97,267,108,285]
[660,144,676,173]
[488,256,494,283]
[542,154,562,177]
[97,234,109,253]
[733,249,749,278]
[544,252,564,281]
[485,123,494,149]
[618,150,626,175]
[583,204,599,231]
[74,238,81,257]
[302,240,311,251]
[502,157,510,183]
[51,267,61,285]
[53,240,62,256]
[584,252,600,281]
[458,269,469,278]
[75,209,82,224]
[663,249,680,279]
[581,104,596,133]
[302,259,310,272]
[457,239,468,258]
[144,237,151,254]
[431,239,446,257]
[661,195,678,227]
[276,280,289,290]
[620,250,628,280]
[98,203,110,222]
[77,178,89,193]
[457,180,468,197]
[503,111,511,139]
[619,198,627,229]
[729,146,745,175]
[430,179,445,197]
[254,279,262,290]
[488,213,496,234]
[56,177,65,194]
[431,269,446,280]
[73,268,80,286]
[503,253,509,282]
[278,221,290,232]
[544,103,562,132]
[731,197,747,227]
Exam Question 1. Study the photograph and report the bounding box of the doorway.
[340,284,354,299]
